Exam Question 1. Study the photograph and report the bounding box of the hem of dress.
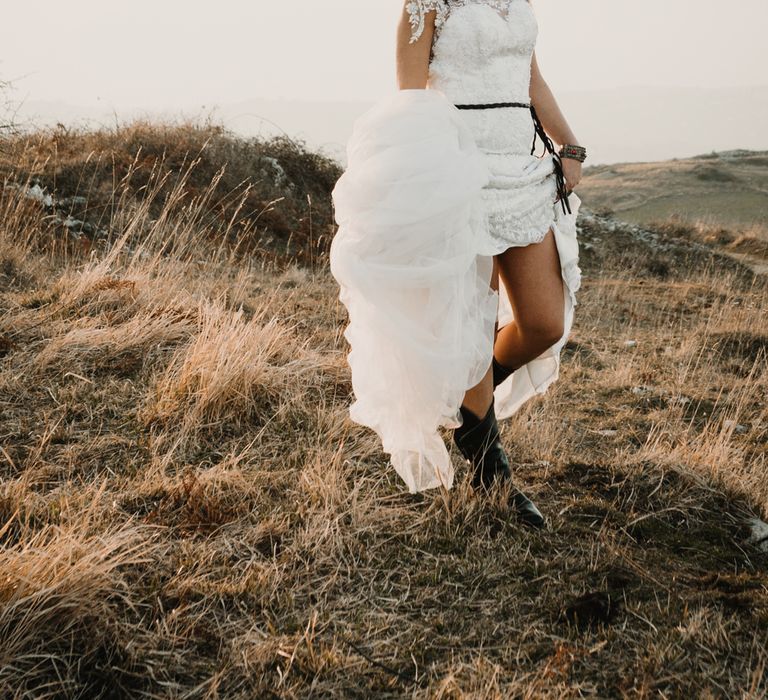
[478,186,562,255]
[482,210,554,255]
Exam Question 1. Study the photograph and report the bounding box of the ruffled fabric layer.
[330,89,498,493]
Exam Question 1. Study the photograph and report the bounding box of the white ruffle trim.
[485,196,558,249]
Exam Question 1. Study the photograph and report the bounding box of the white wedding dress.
[330,0,582,493]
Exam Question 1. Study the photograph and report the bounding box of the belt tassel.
[529,104,572,216]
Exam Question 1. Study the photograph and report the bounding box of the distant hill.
[579,149,768,229]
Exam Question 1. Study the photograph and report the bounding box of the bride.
[330,0,586,529]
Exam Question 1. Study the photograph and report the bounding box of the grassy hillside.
[579,149,768,230]
[0,120,342,268]
[0,125,767,698]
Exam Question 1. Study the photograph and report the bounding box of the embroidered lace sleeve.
[405,0,449,44]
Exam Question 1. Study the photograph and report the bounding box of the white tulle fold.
[330,89,498,493]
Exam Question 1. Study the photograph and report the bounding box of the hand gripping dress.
[329,0,582,493]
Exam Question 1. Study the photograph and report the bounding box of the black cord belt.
[454,101,572,215]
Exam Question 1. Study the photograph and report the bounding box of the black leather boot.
[453,397,545,529]
[492,355,516,389]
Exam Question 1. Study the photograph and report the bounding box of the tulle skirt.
[330,88,582,493]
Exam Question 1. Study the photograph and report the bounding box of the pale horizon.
[3,1,768,164]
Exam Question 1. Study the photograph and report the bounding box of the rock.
[25,183,54,207]
[745,518,768,552]
[261,156,291,189]
[57,195,88,208]
[670,395,691,406]
[63,216,85,230]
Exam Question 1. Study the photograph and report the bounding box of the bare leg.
[453,252,548,528]
[460,256,500,418]
[494,227,565,370]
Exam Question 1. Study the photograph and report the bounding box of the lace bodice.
[406,0,538,104]
[407,0,530,45]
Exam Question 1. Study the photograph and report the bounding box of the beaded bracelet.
[559,144,587,162]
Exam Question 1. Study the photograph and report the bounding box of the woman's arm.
[396,4,435,89]
[529,49,583,193]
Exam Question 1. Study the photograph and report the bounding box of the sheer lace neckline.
[407,0,526,46]
[454,0,516,20]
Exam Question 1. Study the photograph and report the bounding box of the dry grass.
[0,119,342,268]
[0,130,767,698]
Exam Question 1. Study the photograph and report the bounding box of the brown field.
[1,126,767,698]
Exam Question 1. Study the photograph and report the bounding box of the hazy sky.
[3,0,767,111]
